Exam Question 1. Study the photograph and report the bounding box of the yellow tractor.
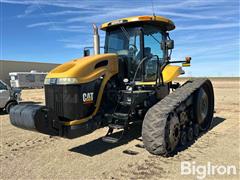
[10,15,214,156]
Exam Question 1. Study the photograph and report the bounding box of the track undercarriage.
[142,78,214,156]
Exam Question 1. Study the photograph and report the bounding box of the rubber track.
[142,78,211,156]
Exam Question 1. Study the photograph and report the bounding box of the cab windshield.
[105,25,165,81]
[105,27,141,59]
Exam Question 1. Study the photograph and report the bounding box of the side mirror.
[166,40,174,49]
[182,56,192,67]
[83,49,90,57]
[160,40,174,50]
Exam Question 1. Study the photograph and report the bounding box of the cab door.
[0,81,10,108]
[143,25,164,82]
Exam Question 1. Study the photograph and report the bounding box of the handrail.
[131,55,160,87]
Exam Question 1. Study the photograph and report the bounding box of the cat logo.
[82,92,94,104]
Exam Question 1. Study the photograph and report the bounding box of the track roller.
[180,130,187,146]
[187,127,194,142]
[193,124,200,137]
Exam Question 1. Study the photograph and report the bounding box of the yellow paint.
[182,63,191,67]
[162,65,183,83]
[135,81,156,85]
[100,15,175,31]
[46,53,118,84]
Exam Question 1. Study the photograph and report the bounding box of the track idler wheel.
[194,80,214,131]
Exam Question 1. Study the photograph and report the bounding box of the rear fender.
[162,65,184,83]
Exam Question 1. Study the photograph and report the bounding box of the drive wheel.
[194,81,214,131]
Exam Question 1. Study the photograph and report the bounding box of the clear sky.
[0,0,239,77]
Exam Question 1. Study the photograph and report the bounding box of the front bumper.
[10,104,98,139]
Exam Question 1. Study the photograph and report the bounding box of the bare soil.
[0,78,239,179]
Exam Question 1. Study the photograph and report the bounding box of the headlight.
[44,78,51,85]
[57,78,79,85]
[44,78,79,85]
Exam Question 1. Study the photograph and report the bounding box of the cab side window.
[144,28,164,61]
[144,56,159,81]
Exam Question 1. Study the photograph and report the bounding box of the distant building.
[0,60,59,85]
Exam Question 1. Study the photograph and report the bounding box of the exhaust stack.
[93,24,100,55]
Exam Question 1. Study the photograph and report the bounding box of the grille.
[44,80,99,121]
[45,85,64,117]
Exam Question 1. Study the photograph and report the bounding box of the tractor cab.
[101,15,175,83]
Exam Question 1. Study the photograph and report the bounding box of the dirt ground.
[0,78,239,180]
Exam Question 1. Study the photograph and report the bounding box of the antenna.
[151,0,156,16]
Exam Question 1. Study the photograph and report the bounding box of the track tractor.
[10,15,214,156]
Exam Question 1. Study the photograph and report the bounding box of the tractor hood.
[45,53,118,85]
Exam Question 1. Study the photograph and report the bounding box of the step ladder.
[102,91,133,143]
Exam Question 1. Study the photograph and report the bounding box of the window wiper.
[120,26,130,40]
[143,29,161,45]
[149,33,161,45]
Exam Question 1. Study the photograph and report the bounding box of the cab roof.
[100,15,175,31]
